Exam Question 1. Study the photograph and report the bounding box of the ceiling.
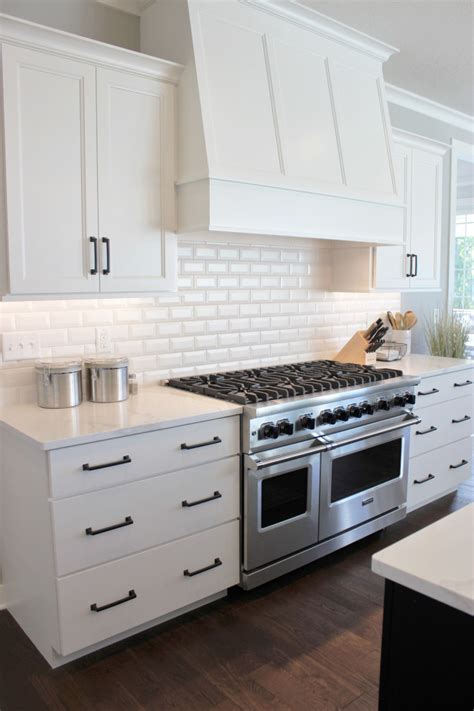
[300,0,474,116]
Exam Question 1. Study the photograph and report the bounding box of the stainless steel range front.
[168,360,421,589]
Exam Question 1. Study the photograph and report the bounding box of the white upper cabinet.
[333,130,447,292]
[0,15,182,299]
[2,46,100,295]
[96,69,176,293]
[374,132,445,291]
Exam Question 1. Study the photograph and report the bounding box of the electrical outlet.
[95,327,112,353]
[2,331,40,361]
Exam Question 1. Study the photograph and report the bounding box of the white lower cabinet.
[407,368,472,511]
[1,414,240,667]
[56,520,240,656]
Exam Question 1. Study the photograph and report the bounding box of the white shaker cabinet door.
[409,148,442,290]
[96,69,176,293]
[2,45,100,294]
[373,141,411,290]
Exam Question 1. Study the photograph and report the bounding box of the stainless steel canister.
[84,356,129,403]
[35,360,83,409]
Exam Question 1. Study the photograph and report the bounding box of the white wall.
[389,103,474,354]
[0,0,140,51]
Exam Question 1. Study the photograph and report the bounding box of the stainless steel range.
[168,360,421,589]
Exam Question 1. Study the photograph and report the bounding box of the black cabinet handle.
[361,497,374,506]
[417,388,439,396]
[90,589,136,613]
[454,380,472,387]
[180,436,222,450]
[414,473,435,485]
[449,460,468,470]
[452,415,471,424]
[102,237,111,275]
[184,558,222,578]
[415,426,437,436]
[412,253,418,277]
[89,236,98,275]
[182,491,222,508]
[406,254,413,278]
[83,455,131,472]
[86,516,133,536]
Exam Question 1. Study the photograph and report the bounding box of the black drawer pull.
[102,236,111,275]
[415,426,437,436]
[449,460,468,470]
[83,455,131,471]
[361,497,374,506]
[89,236,98,275]
[184,557,222,577]
[180,436,222,450]
[454,380,472,387]
[417,388,439,396]
[86,516,133,536]
[414,474,435,485]
[182,491,222,508]
[90,589,136,613]
[452,415,471,424]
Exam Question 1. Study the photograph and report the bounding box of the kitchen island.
[372,503,474,710]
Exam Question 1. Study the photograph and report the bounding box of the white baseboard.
[0,584,5,610]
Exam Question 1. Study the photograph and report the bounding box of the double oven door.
[243,413,416,574]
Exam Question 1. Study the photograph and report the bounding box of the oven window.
[331,439,402,503]
[261,468,308,528]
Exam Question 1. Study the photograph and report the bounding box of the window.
[453,213,474,310]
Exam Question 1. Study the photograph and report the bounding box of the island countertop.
[390,353,472,378]
[0,385,242,450]
[372,503,474,615]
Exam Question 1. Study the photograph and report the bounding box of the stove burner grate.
[167,360,403,405]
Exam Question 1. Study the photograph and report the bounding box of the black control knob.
[378,399,391,411]
[259,422,279,440]
[278,419,294,436]
[299,414,316,430]
[393,395,405,407]
[348,404,362,418]
[404,392,416,405]
[361,402,374,415]
[334,407,350,422]
[318,410,337,425]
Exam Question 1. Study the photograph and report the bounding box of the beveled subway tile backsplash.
[0,236,400,406]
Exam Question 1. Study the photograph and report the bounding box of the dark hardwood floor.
[1,475,472,711]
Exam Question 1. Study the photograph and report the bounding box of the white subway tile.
[207,262,228,274]
[229,318,250,331]
[229,290,250,303]
[38,329,68,347]
[143,307,168,321]
[129,323,156,339]
[68,327,96,345]
[261,249,280,261]
[195,335,218,349]
[240,248,260,261]
[157,322,182,337]
[15,312,50,330]
[195,305,217,319]
[218,333,240,347]
[81,310,111,326]
[230,263,250,274]
[218,248,239,260]
[115,309,143,324]
[183,350,207,366]
[0,315,15,331]
[195,246,217,259]
[170,306,193,320]
[171,337,195,351]
[178,245,193,258]
[158,353,183,368]
[144,339,170,354]
[195,277,217,289]
[183,321,206,335]
[218,276,239,288]
[182,261,205,274]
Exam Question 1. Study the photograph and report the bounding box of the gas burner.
[167,360,403,405]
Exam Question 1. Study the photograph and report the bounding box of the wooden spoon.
[387,311,397,329]
[404,310,418,329]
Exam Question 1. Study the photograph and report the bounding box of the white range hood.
[141,0,405,246]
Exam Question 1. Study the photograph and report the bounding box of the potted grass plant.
[424,310,469,358]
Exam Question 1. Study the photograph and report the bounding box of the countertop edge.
[0,406,243,451]
[371,558,474,616]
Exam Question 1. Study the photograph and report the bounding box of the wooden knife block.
[334,330,377,366]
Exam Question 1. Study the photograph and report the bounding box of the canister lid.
[84,356,129,369]
[35,359,82,374]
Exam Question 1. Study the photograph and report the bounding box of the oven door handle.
[323,412,421,451]
[248,442,330,470]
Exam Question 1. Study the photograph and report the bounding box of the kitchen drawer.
[52,457,240,576]
[56,520,239,656]
[415,368,473,409]
[407,438,471,511]
[411,396,473,458]
[49,416,240,498]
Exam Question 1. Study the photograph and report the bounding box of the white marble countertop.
[389,354,473,378]
[0,386,242,450]
[372,503,474,615]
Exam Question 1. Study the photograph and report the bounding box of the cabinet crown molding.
[0,13,183,82]
[239,0,399,61]
[392,128,450,156]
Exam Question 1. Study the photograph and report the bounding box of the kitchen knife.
[369,325,388,344]
[365,318,383,341]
